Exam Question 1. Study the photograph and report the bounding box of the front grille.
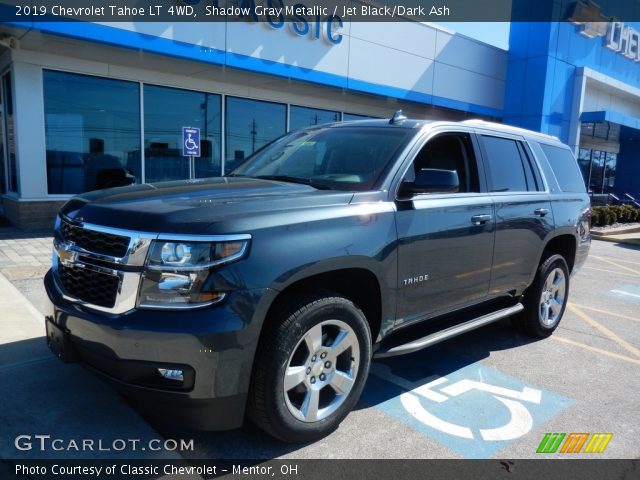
[60,220,130,258]
[58,264,120,308]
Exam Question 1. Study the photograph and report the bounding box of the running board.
[374,303,524,358]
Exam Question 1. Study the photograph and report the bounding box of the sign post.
[182,126,200,178]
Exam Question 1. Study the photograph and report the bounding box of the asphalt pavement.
[1,237,638,461]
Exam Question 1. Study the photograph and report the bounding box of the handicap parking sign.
[362,351,573,458]
[182,127,200,157]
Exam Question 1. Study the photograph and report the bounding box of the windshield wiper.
[255,175,333,190]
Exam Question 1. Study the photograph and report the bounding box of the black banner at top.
[2,0,640,22]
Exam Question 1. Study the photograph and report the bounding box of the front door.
[395,131,495,327]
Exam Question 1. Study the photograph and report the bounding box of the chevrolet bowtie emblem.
[567,0,611,38]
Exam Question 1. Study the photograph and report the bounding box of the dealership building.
[0,1,639,228]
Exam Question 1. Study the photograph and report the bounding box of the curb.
[591,226,640,236]
[592,236,640,246]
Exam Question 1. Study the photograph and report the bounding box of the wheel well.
[542,235,577,272]
[264,269,382,341]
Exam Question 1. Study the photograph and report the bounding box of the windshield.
[229,127,412,191]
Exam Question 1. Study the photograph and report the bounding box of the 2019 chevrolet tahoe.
[44,114,591,442]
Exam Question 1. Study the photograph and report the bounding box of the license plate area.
[46,317,78,362]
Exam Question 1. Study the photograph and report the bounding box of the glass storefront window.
[577,148,592,189]
[2,73,17,192]
[144,85,221,183]
[343,113,376,121]
[588,150,605,194]
[0,107,5,195]
[225,97,286,173]
[603,152,617,194]
[289,106,340,132]
[44,70,141,194]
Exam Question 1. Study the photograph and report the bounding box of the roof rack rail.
[461,119,559,141]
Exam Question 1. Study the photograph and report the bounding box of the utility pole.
[250,118,257,153]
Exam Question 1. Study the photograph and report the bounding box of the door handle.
[534,208,550,217]
[471,214,492,225]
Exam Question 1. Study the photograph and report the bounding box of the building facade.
[0,1,638,228]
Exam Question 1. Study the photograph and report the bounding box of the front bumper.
[44,270,272,430]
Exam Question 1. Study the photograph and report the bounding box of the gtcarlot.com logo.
[14,435,194,452]
[536,432,613,454]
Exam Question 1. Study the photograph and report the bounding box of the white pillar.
[568,67,587,156]
[12,60,48,199]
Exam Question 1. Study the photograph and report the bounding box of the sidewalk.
[0,227,53,281]
[0,271,184,461]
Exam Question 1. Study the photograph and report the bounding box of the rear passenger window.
[540,144,586,193]
[481,135,539,192]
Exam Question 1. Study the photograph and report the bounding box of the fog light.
[157,368,184,382]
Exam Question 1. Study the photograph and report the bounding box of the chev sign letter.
[607,22,640,62]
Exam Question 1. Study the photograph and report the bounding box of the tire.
[249,293,372,443]
[512,254,570,338]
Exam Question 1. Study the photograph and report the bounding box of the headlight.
[147,240,248,270]
[137,237,250,309]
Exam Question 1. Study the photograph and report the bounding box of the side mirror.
[401,168,459,196]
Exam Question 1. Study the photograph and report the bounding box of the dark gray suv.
[44,114,590,442]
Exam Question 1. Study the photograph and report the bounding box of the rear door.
[394,130,495,327]
[476,132,554,295]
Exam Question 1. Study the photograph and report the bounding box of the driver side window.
[404,132,480,193]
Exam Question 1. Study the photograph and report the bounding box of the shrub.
[591,207,605,226]
[593,205,640,226]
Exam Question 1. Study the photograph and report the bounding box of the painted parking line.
[590,255,640,275]
[602,257,640,267]
[362,354,572,458]
[570,304,640,323]
[583,266,639,279]
[606,285,640,305]
[550,336,640,366]
[567,304,640,359]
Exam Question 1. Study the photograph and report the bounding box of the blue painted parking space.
[361,352,573,458]
[606,284,640,304]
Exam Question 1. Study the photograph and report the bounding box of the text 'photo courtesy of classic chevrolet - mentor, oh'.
[45,113,590,442]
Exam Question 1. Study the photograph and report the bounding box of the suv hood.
[60,177,355,234]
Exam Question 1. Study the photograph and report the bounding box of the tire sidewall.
[528,254,570,336]
[266,297,371,441]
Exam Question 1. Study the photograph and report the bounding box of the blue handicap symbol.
[361,350,573,458]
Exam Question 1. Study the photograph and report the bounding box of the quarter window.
[540,143,586,193]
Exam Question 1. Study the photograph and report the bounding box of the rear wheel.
[249,293,371,442]
[513,254,569,338]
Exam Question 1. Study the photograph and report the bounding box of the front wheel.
[513,254,570,338]
[249,294,372,442]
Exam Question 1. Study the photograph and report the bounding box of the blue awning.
[581,110,640,130]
